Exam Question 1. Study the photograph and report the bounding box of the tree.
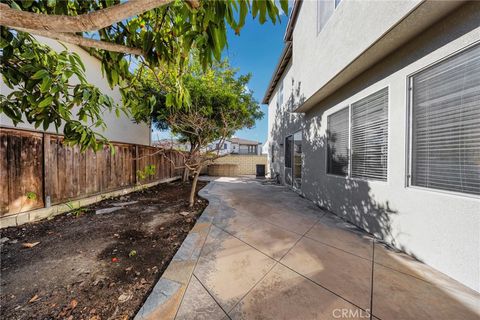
[0,31,118,150]
[1,0,287,149]
[129,58,262,207]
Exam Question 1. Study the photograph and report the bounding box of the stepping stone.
[96,207,122,215]
[112,201,139,207]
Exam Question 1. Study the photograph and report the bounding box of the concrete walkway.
[136,177,480,320]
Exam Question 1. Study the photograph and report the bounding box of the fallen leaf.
[118,292,133,303]
[125,267,132,271]
[29,294,40,303]
[22,242,40,248]
[69,299,78,310]
[111,257,119,263]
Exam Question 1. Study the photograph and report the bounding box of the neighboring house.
[0,36,151,146]
[153,139,191,151]
[264,0,480,292]
[208,137,262,155]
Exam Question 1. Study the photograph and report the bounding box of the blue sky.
[152,14,287,143]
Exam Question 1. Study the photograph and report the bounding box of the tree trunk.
[188,167,201,208]
[15,28,143,55]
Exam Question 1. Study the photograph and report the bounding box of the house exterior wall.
[0,36,151,146]
[268,2,480,292]
[267,61,304,179]
[292,0,423,102]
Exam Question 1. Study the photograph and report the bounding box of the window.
[271,145,275,163]
[335,0,342,8]
[410,44,480,195]
[351,88,389,181]
[278,81,284,107]
[317,0,335,34]
[327,107,349,176]
[224,144,227,150]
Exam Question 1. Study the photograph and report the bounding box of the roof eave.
[261,41,292,104]
[262,0,303,105]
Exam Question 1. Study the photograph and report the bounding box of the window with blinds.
[351,88,389,181]
[410,44,480,196]
[327,107,349,176]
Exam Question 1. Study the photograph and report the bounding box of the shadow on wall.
[271,2,480,256]
[270,78,400,252]
[269,78,306,181]
[304,121,401,251]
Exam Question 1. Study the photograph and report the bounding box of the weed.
[66,201,86,217]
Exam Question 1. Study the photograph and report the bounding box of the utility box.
[256,164,266,178]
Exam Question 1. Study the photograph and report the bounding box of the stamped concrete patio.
[135,177,480,320]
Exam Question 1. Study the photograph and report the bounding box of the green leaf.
[40,76,52,93]
[10,1,21,10]
[38,96,53,108]
[31,69,49,80]
[279,0,289,16]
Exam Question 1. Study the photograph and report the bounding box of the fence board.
[0,128,184,217]
[0,129,44,215]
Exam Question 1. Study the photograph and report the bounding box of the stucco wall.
[269,3,480,291]
[292,0,422,101]
[212,155,267,176]
[267,61,304,179]
[0,36,151,146]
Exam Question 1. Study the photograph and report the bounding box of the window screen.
[351,88,389,181]
[327,107,349,176]
[411,44,480,195]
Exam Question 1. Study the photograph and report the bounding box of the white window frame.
[406,42,480,199]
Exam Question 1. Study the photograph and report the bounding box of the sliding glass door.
[284,135,293,186]
[284,131,302,189]
[293,131,302,189]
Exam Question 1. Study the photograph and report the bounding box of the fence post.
[42,132,49,208]
[134,145,138,185]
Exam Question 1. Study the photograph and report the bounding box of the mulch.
[0,181,208,320]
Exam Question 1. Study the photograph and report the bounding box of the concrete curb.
[134,181,221,320]
[0,177,181,229]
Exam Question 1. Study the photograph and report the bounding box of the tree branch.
[0,0,174,33]
[15,28,144,56]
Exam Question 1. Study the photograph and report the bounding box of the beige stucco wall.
[212,155,267,176]
[0,36,151,146]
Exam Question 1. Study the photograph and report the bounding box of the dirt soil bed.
[0,181,208,320]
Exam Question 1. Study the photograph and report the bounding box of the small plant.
[128,250,137,257]
[26,192,37,201]
[16,191,38,214]
[66,201,86,217]
[136,165,156,183]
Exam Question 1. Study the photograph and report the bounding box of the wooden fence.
[0,127,184,217]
